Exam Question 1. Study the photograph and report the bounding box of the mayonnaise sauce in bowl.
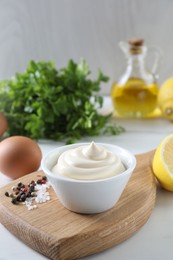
[52,142,125,180]
[41,142,136,214]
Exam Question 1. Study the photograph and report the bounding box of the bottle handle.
[148,46,163,78]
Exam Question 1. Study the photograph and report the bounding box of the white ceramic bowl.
[41,143,136,214]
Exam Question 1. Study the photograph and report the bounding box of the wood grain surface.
[0,150,156,260]
[0,0,172,94]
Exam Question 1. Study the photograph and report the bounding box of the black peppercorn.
[19,192,25,196]
[29,186,35,192]
[26,192,31,198]
[11,198,18,205]
[20,194,27,202]
[5,191,9,197]
[16,195,21,201]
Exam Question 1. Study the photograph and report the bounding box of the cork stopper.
[128,38,144,47]
[128,38,144,54]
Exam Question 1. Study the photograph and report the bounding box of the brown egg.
[0,112,8,137]
[0,136,42,179]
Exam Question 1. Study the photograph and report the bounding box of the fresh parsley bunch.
[0,60,123,143]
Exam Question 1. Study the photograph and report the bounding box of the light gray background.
[0,0,172,94]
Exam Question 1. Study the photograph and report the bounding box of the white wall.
[0,0,172,94]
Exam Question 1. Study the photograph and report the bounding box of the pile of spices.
[4,175,51,210]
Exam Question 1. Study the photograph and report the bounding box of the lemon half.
[152,134,173,191]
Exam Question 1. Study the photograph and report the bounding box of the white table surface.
[1,97,173,260]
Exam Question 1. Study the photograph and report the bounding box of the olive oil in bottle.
[111,78,159,118]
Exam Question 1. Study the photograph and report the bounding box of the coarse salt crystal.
[23,181,51,210]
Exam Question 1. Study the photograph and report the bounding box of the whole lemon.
[158,77,173,120]
[152,133,173,191]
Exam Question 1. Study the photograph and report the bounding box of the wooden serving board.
[0,150,156,260]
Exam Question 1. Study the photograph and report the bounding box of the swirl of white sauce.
[52,142,125,180]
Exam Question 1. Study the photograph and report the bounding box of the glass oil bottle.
[111,39,161,118]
